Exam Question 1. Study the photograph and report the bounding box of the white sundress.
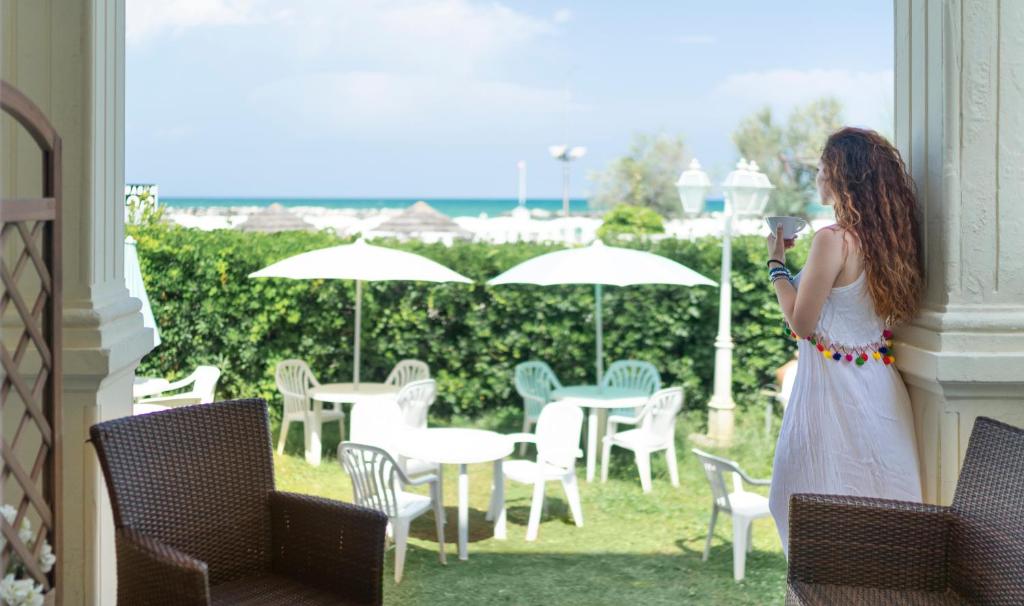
[769,270,923,555]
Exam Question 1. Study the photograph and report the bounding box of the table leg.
[305,402,323,466]
[586,408,598,482]
[458,463,469,560]
[492,460,506,540]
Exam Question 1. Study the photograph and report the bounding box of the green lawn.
[274,409,787,605]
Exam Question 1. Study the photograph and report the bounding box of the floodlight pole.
[354,279,362,387]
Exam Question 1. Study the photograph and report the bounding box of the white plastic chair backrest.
[514,361,562,402]
[191,365,221,403]
[349,400,405,456]
[692,448,746,512]
[275,360,319,416]
[385,359,430,388]
[338,442,401,518]
[778,361,798,408]
[601,360,661,396]
[534,402,583,471]
[396,379,436,430]
[638,387,683,443]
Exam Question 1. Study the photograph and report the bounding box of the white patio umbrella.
[488,240,716,382]
[250,238,471,386]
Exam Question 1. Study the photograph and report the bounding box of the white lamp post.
[550,144,587,217]
[677,158,773,446]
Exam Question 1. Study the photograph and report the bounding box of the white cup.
[765,216,808,240]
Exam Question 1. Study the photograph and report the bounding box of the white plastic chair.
[692,448,772,582]
[513,361,563,454]
[503,402,584,541]
[133,365,221,415]
[338,442,445,583]
[600,387,682,493]
[763,359,798,435]
[396,379,436,430]
[601,359,661,420]
[274,360,344,464]
[350,399,438,479]
[384,359,430,388]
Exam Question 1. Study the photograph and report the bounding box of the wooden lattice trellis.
[0,79,62,601]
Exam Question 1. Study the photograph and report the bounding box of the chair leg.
[276,417,291,455]
[561,473,584,527]
[635,450,653,493]
[732,515,750,582]
[393,517,411,583]
[519,416,533,456]
[747,520,753,553]
[526,479,546,541]
[600,437,613,483]
[666,441,680,488]
[702,506,718,562]
[431,481,447,565]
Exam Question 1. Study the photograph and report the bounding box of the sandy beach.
[164,205,835,245]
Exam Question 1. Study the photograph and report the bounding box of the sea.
[160,196,729,217]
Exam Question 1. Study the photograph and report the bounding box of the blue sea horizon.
[160,196,729,217]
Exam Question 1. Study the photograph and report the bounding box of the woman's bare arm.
[772,227,844,338]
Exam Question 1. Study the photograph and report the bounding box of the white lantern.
[722,158,774,217]
[676,158,711,216]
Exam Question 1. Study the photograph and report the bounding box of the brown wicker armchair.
[90,398,388,605]
[787,416,1024,605]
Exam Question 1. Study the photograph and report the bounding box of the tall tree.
[732,97,843,217]
[589,133,688,218]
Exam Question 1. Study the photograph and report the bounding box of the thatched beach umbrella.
[371,200,472,241]
[236,203,314,232]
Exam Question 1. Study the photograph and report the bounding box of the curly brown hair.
[820,127,923,326]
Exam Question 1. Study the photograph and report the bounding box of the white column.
[895,0,1024,504]
[3,1,151,603]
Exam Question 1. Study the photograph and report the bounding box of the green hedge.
[131,224,807,421]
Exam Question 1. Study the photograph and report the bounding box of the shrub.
[131,223,807,422]
[596,204,665,242]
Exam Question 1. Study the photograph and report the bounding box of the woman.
[766,127,924,554]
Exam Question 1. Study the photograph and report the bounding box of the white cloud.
[248,71,577,143]
[676,34,717,45]
[127,0,262,44]
[710,68,893,129]
[553,8,572,24]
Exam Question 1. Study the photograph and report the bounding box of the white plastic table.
[551,385,649,482]
[310,382,399,403]
[305,382,401,464]
[398,428,514,560]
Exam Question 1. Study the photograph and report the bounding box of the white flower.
[0,505,16,525]
[17,517,33,545]
[0,574,44,606]
[39,541,55,574]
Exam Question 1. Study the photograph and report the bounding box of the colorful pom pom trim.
[786,326,897,368]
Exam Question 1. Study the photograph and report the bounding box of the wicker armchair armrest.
[788,494,951,592]
[116,528,210,605]
[270,491,388,605]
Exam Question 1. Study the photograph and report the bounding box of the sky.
[125,0,894,199]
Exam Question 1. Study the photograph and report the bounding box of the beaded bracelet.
[769,265,792,284]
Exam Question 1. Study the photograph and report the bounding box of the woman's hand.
[767,225,789,263]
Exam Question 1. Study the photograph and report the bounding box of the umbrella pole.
[354,279,362,388]
[595,284,603,384]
